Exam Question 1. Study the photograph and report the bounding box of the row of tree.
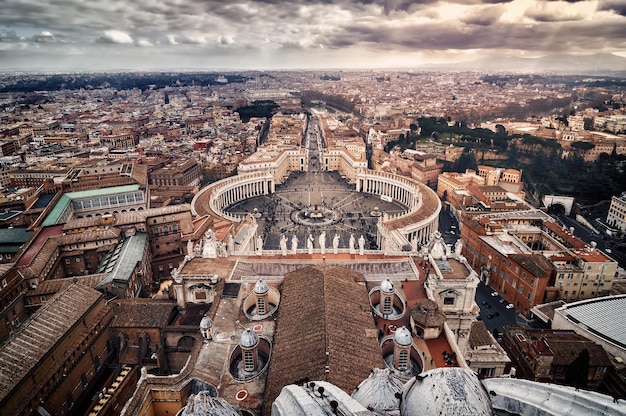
[0,72,248,93]
[441,140,625,205]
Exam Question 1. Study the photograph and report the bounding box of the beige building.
[423,233,480,355]
[465,321,511,378]
[607,192,626,233]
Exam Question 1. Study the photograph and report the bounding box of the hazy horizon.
[1,0,625,73]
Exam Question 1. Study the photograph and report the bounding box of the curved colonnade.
[192,169,440,250]
[192,171,275,221]
[356,171,441,247]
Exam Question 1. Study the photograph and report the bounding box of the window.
[443,297,455,305]
[257,297,266,314]
[40,296,47,303]
[244,350,255,372]
[65,258,71,264]
[397,349,409,371]
[1,279,6,288]
[383,296,393,314]
[75,257,80,263]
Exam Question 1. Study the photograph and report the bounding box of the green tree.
[449,151,478,173]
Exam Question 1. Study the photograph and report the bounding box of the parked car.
[490,291,498,297]
[506,303,514,309]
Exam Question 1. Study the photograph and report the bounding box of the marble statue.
[202,230,217,258]
[187,239,195,257]
[319,231,326,254]
[454,239,463,257]
[358,235,365,255]
[280,234,288,256]
[332,233,340,254]
[291,235,298,254]
[307,233,314,254]
[227,234,235,253]
[349,233,356,253]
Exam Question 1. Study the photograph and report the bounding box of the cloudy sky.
[1,0,625,71]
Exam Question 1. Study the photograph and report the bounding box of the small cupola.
[239,328,260,372]
[381,279,395,316]
[254,280,269,315]
[369,279,407,320]
[199,315,213,341]
[393,326,413,371]
[243,279,281,321]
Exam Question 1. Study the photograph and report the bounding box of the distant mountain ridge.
[422,53,626,74]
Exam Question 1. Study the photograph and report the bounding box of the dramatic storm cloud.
[0,0,624,70]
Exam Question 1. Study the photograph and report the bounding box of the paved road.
[558,213,626,269]
[475,281,525,335]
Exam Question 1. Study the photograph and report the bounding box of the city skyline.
[1,0,625,72]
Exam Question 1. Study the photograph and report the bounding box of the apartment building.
[460,212,616,315]
[607,192,626,233]
[503,326,612,389]
[0,284,114,416]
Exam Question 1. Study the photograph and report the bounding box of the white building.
[607,192,626,234]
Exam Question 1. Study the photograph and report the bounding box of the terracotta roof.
[543,221,587,249]
[110,298,177,328]
[0,284,105,402]
[508,254,554,278]
[469,321,494,348]
[263,265,384,415]
[15,224,64,267]
[410,298,446,329]
[27,274,108,296]
[547,336,612,367]
[385,182,440,230]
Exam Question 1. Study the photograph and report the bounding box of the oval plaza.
[192,113,440,255]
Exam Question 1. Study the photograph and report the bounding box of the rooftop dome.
[175,391,240,416]
[380,279,395,294]
[254,279,269,295]
[410,299,446,328]
[199,316,213,330]
[351,368,403,414]
[402,368,494,416]
[394,326,413,347]
[239,328,259,349]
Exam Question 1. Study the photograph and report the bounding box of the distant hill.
[421,53,626,74]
